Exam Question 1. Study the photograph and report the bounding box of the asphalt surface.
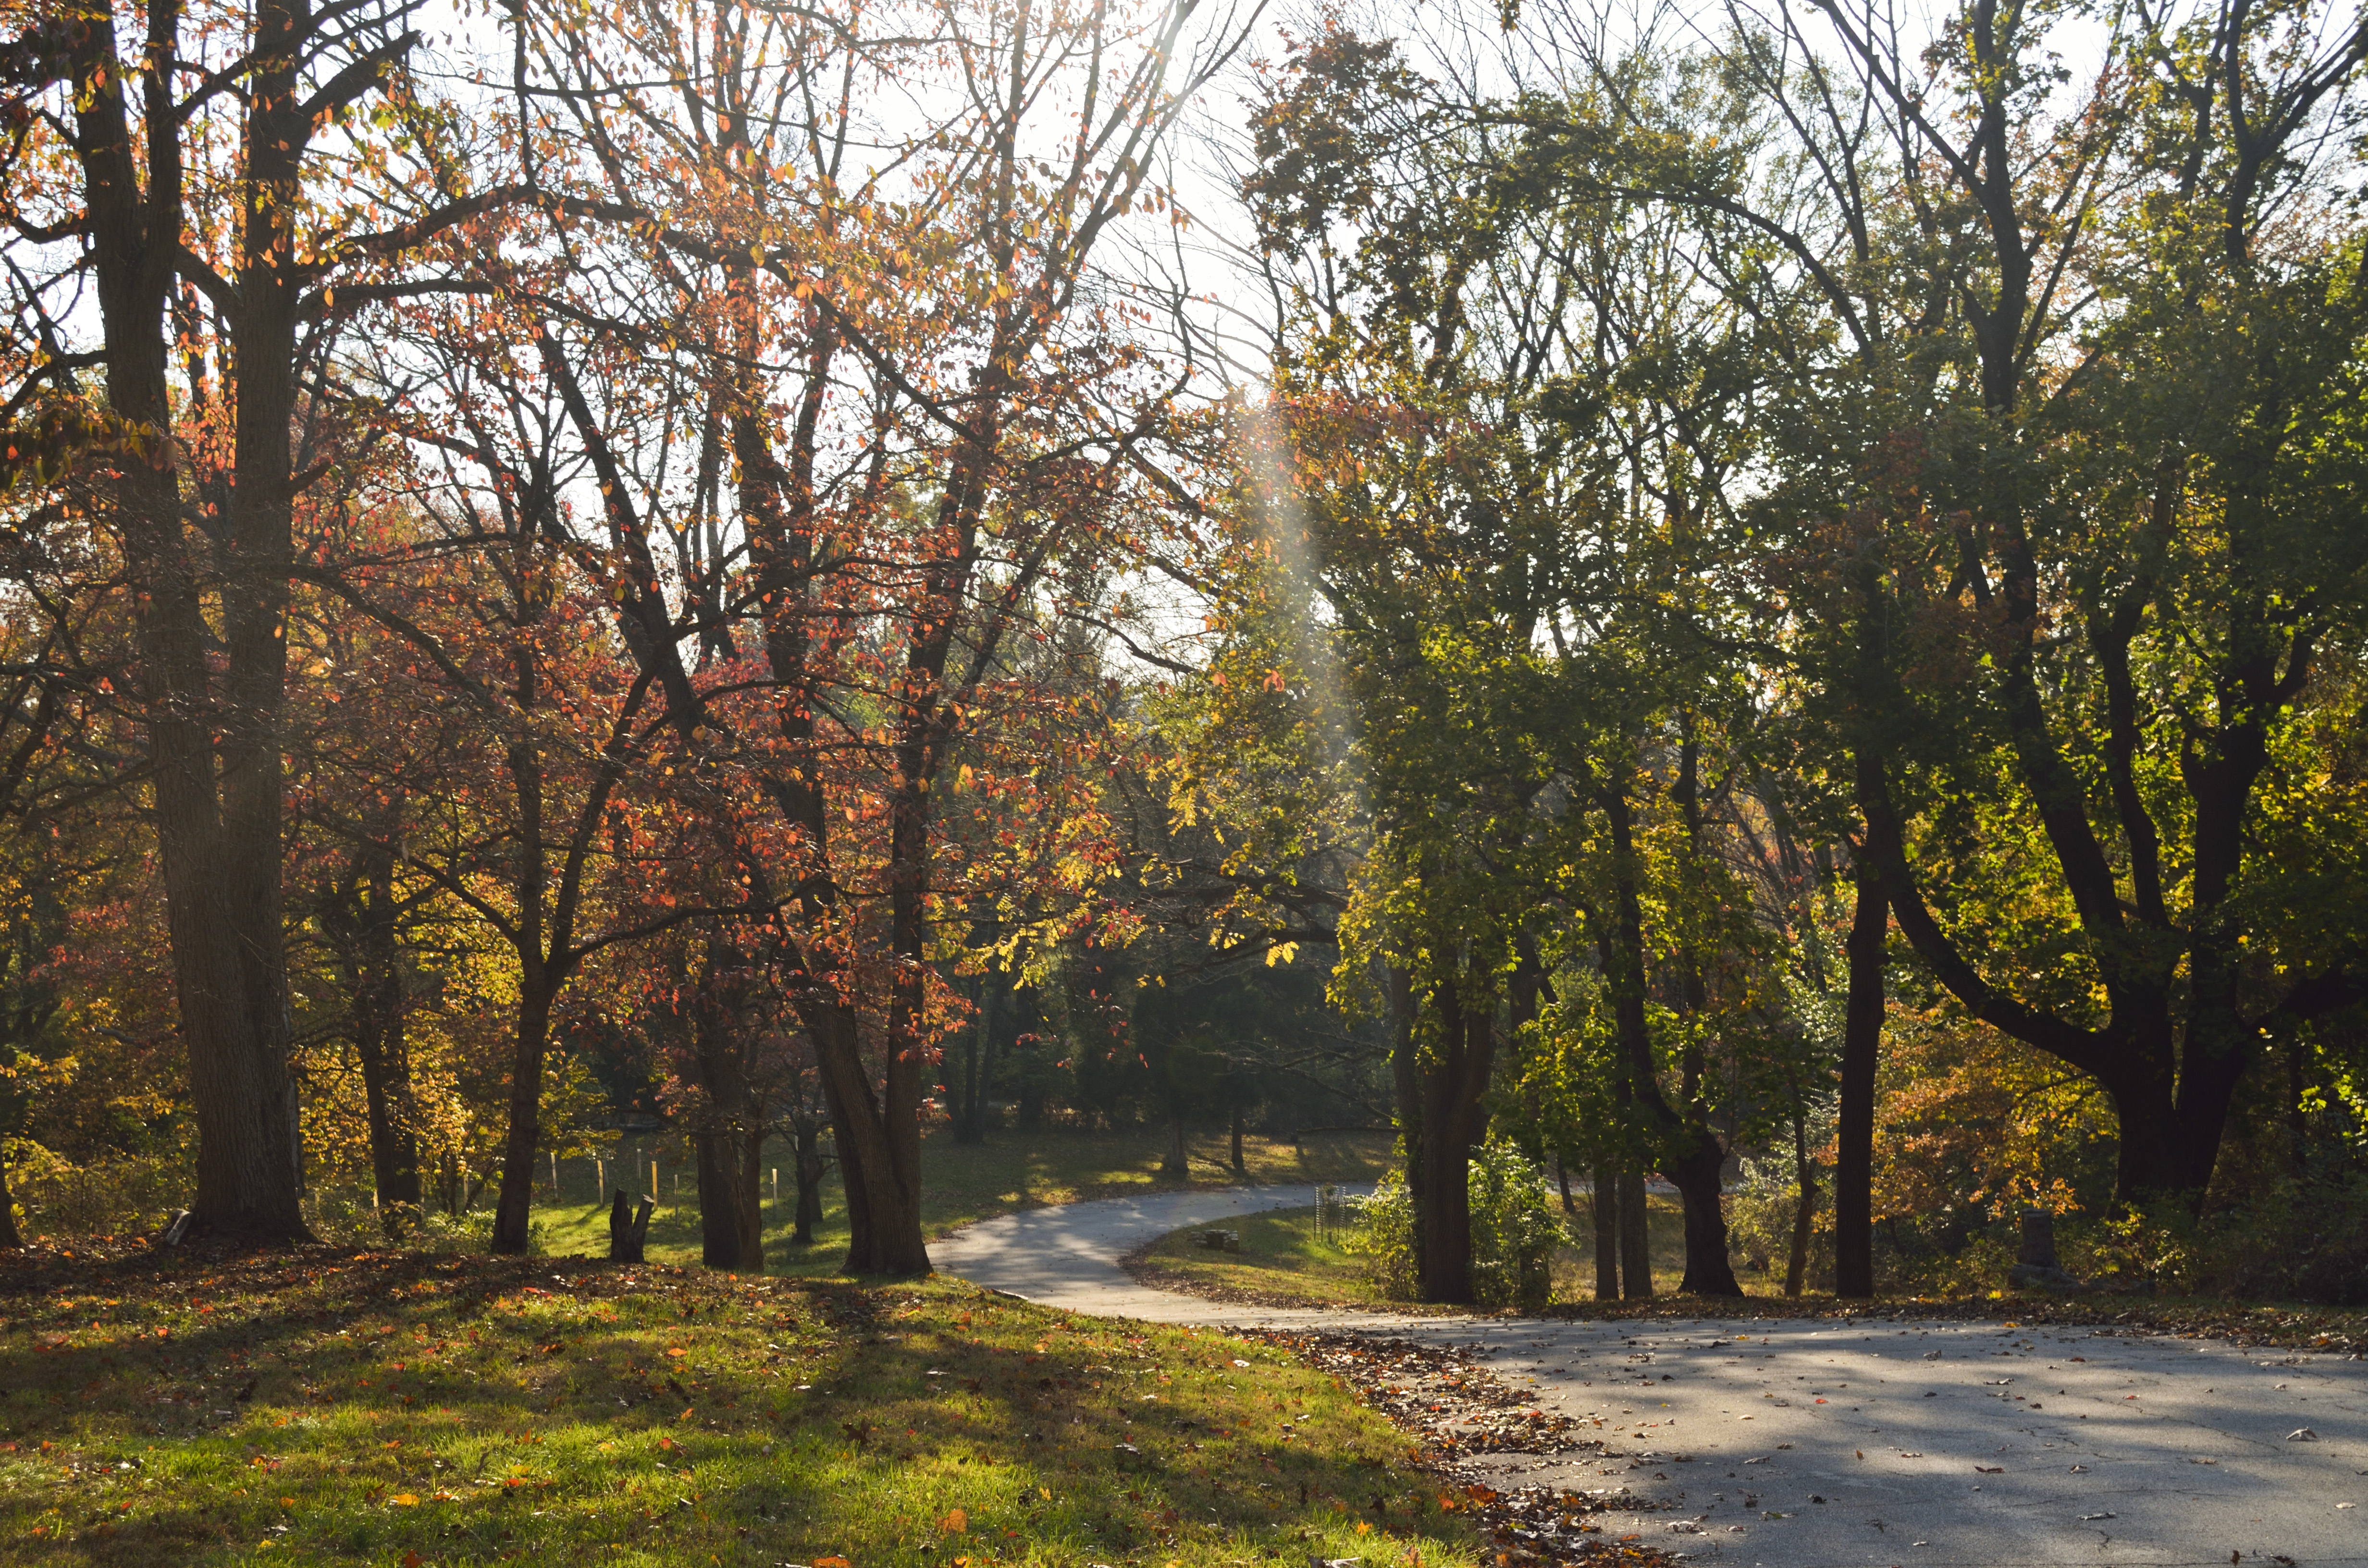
[928,1188,2368,1568]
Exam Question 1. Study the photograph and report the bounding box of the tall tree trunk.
[691,991,766,1271]
[1668,735,1743,1297]
[1591,1163,1619,1301]
[491,649,552,1259]
[1387,964,1424,1271]
[1617,1168,1653,1299]
[956,977,996,1145]
[1785,1099,1815,1299]
[1415,980,1494,1304]
[1836,851,1887,1298]
[0,1149,20,1249]
[740,1125,766,1262]
[1231,1104,1246,1173]
[695,1121,764,1270]
[348,836,422,1236]
[212,0,308,1242]
[1602,770,1738,1296]
[804,1001,926,1274]
[791,1113,829,1245]
[491,984,557,1254]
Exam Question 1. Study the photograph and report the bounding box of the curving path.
[931,1190,2368,1568]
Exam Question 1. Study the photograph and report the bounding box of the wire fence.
[1312,1182,1351,1245]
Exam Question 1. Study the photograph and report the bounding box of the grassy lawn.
[1145,1193,1808,1310]
[1135,1202,2368,1352]
[1550,1193,1799,1300]
[1133,1208,1394,1309]
[531,1128,1395,1276]
[0,1248,1482,1568]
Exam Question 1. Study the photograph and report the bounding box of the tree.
[1241,24,1808,1296]
[495,0,1259,1272]
[1730,0,2368,1210]
[0,0,519,1235]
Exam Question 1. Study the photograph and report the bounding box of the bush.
[1721,1155,1835,1290]
[1468,1141,1560,1308]
[1345,1170,1419,1300]
[2056,1171,2368,1303]
[3,1140,189,1239]
[1347,1141,1561,1307]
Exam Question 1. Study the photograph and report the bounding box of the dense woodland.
[0,0,2362,1304]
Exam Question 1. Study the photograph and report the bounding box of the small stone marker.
[2008,1209,2087,1294]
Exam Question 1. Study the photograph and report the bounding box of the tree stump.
[2008,1208,2084,1293]
[610,1190,654,1262]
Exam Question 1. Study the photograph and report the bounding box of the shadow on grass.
[528,1127,1397,1278]
[0,1247,1477,1568]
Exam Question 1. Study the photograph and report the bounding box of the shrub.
[1468,1141,1560,1308]
[1345,1170,1419,1300]
[1348,1141,1561,1307]
[2056,1171,2368,1303]
[1720,1154,1835,1289]
[3,1139,189,1239]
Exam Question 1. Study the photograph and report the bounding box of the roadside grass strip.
[0,1249,1485,1568]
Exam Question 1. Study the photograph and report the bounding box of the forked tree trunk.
[804,1003,929,1274]
[1666,1133,1741,1296]
[1835,852,1887,1297]
[1602,772,1740,1297]
[70,3,360,1244]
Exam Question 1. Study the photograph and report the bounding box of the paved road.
[930,1189,2368,1568]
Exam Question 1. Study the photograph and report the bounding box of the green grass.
[1551,1192,1804,1299]
[530,1128,1396,1276]
[1146,1193,1810,1310]
[1135,1208,1400,1309]
[0,1250,1482,1568]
